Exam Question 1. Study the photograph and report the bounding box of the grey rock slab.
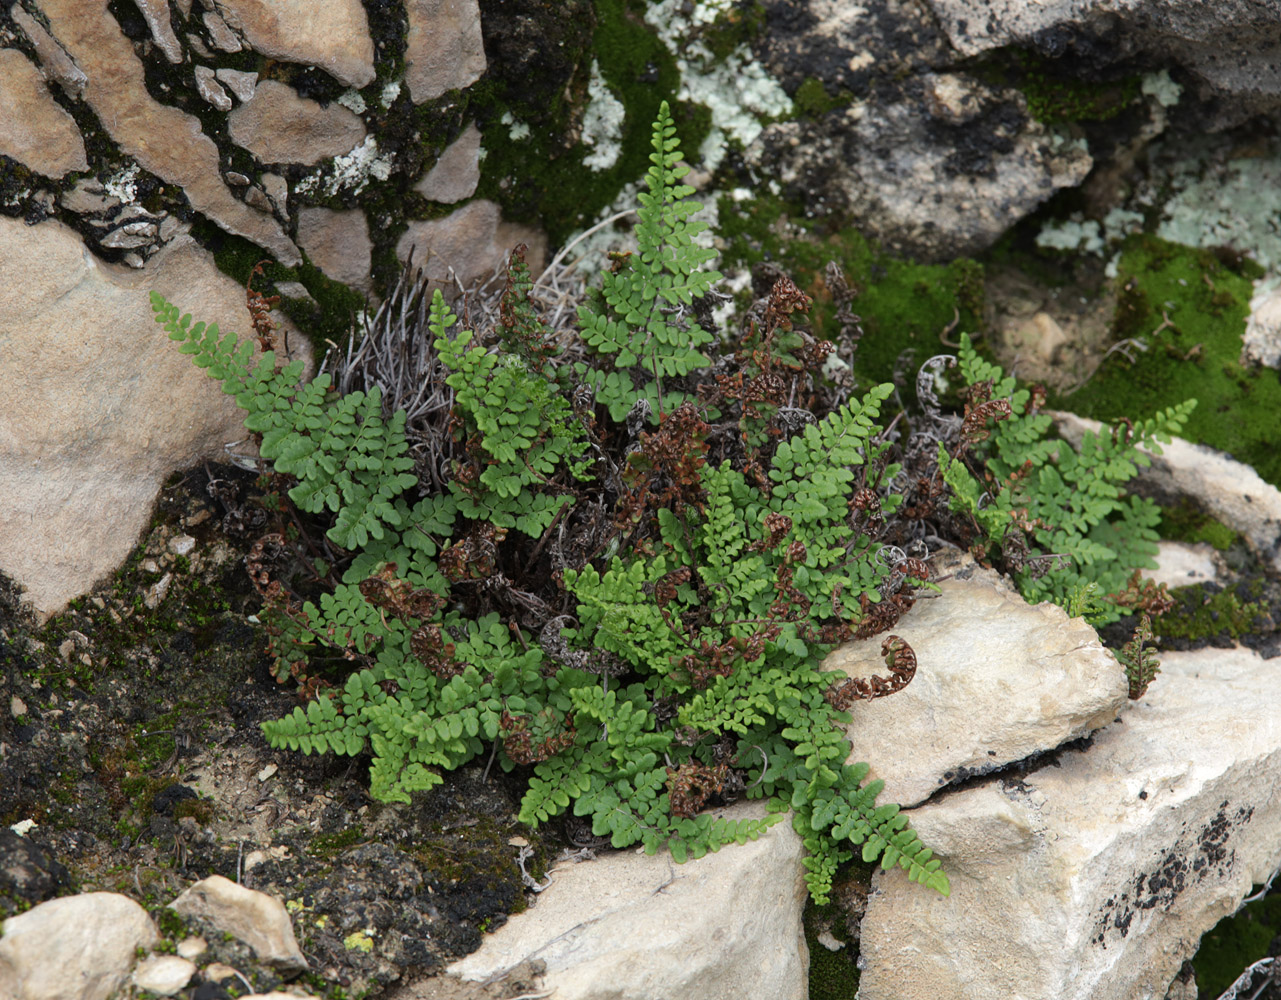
[171,875,307,972]
[1148,540,1218,589]
[857,644,1281,1000]
[396,199,546,292]
[926,0,1281,111]
[10,5,87,98]
[1054,412,1281,575]
[229,79,366,166]
[414,123,482,203]
[1245,279,1281,369]
[0,215,307,617]
[405,0,486,103]
[37,0,299,264]
[131,0,182,63]
[826,558,1127,808]
[296,206,372,291]
[0,892,158,1000]
[59,178,119,215]
[201,9,242,52]
[214,0,375,88]
[194,64,232,110]
[215,66,258,103]
[0,47,88,177]
[756,73,1091,261]
[446,801,808,1000]
[131,954,196,995]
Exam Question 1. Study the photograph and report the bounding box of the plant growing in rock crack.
[149,104,994,906]
[934,333,1196,627]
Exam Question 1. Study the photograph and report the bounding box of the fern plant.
[575,100,721,422]
[938,333,1196,624]
[154,105,948,908]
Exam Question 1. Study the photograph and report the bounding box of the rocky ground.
[0,464,573,998]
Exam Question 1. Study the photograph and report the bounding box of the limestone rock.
[131,954,196,995]
[0,216,306,617]
[1147,541,1218,590]
[757,73,1091,260]
[214,0,376,88]
[1245,279,1281,369]
[194,64,232,111]
[405,0,487,104]
[1053,412,1281,575]
[297,207,373,292]
[10,6,87,98]
[827,562,1127,807]
[857,645,1281,1000]
[448,801,808,1000]
[215,67,258,103]
[0,893,158,1000]
[414,124,482,203]
[131,0,182,64]
[229,79,366,166]
[37,0,299,265]
[396,200,546,291]
[171,875,307,972]
[0,48,88,177]
[201,9,242,52]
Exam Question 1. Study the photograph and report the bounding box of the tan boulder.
[414,124,482,203]
[229,80,366,166]
[170,875,307,972]
[215,0,376,88]
[0,216,306,617]
[396,200,546,291]
[0,47,88,178]
[297,207,373,292]
[405,0,487,103]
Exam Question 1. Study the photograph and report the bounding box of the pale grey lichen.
[642,0,792,170]
[1141,70,1182,109]
[294,137,394,198]
[581,59,625,172]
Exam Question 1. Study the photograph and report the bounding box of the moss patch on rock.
[1050,234,1281,489]
[717,191,984,391]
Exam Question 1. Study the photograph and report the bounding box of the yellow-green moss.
[1051,234,1281,489]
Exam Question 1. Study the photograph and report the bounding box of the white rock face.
[1053,413,1281,575]
[0,216,306,617]
[448,801,809,1000]
[857,645,1281,1000]
[0,48,88,177]
[171,875,307,972]
[1147,541,1219,590]
[1245,278,1281,369]
[0,892,158,1000]
[131,954,196,995]
[828,561,1127,808]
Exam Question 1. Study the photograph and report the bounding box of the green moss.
[978,49,1141,125]
[1193,889,1281,997]
[793,78,855,118]
[1155,583,1265,644]
[1159,500,1240,551]
[699,1,767,61]
[1051,234,1281,489]
[310,827,366,858]
[717,192,985,392]
[804,894,860,999]
[471,0,693,245]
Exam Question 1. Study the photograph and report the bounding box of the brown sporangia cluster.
[439,522,508,582]
[959,379,1013,449]
[1108,569,1175,617]
[357,563,459,678]
[499,709,577,765]
[825,635,919,711]
[616,401,711,533]
[245,261,286,358]
[666,761,732,818]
